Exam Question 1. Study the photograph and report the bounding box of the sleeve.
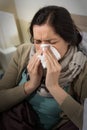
[60,62,87,130]
[61,95,83,129]
[0,45,27,112]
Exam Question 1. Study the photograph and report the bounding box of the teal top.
[19,69,68,130]
[28,92,61,130]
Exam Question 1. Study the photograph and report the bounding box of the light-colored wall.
[14,0,87,21]
[0,0,24,43]
[14,0,87,43]
[0,0,16,14]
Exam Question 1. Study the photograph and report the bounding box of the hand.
[25,50,43,94]
[44,49,62,90]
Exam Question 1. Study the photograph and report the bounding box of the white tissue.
[50,46,61,60]
[38,44,61,68]
[38,54,46,68]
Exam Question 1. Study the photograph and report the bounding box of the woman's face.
[33,24,69,58]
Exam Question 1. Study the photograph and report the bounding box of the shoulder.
[77,60,87,82]
[11,43,32,67]
[73,60,87,103]
[17,43,32,53]
[81,61,87,76]
[80,61,87,102]
[14,43,32,58]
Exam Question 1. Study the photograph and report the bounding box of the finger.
[46,48,58,60]
[29,50,42,65]
[27,56,39,73]
[33,58,41,73]
[27,50,42,70]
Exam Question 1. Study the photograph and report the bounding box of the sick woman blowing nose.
[0,5,87,130]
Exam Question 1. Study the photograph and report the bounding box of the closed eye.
[34,40,42,44]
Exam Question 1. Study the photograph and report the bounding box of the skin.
[24,24,69,105]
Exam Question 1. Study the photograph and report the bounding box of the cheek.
[54,44,69,58]
[34,44,41,52]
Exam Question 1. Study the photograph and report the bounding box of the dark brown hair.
[29,5,82,46]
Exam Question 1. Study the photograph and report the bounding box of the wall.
[0,0,24,44]
[0,11,21,48]
[14,0,87,43]
[14,0,87,21]
[0,0,16,14]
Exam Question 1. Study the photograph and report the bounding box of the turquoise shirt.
[28,92,61,130]
[19,69,68,130]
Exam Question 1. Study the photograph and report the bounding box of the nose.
[41,41,47,44]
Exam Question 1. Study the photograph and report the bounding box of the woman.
[0,5,87,130]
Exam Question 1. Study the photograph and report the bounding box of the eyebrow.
[34,38,58,41]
